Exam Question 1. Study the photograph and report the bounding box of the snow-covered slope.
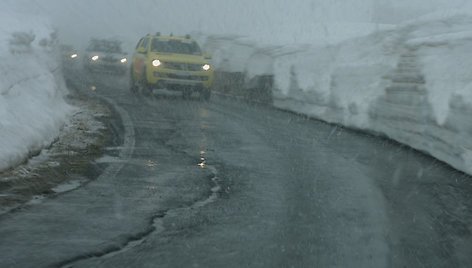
[200,12,472,175]
[0,5,72,171]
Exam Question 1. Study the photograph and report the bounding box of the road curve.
[1,72,471,268]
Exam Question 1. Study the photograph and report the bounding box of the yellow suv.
[130,33,214,99]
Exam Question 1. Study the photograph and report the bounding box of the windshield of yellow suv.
[150,39,201,55]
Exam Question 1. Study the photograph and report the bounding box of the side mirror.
[204,53,212,59]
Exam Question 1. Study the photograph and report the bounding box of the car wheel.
[141,66,153,96]
[130,67,138,94]
[182,88,192,99]
[200,89,211,101]
[84,66,93,75]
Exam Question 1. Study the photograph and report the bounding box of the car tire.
[182,88,192,99]
[84,66,93,75]
[130,67,139,94]
[200,89,211,101]
[141,66,153,96]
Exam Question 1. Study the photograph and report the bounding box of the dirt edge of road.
[0,84,121,215]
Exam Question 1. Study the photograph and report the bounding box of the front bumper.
[85,62,127,74]
[147,70,214,90]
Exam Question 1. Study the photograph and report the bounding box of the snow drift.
[200,12,472,175]
[0,6,72,171]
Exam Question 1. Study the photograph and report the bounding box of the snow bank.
[0,5,72,171]
[201,13,472,175]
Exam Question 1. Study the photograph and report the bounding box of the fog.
[4,0,472,47]
[3,0,472,266]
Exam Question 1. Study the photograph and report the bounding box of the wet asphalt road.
[1,72,472,268]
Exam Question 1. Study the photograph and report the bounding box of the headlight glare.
[70,53,78,59]
[91,55,99,61]
[120,58,127,63]
[202,64,211,71]
[152,59,161,67]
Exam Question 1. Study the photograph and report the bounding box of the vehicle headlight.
[91,55,99,61]
[202,64,211,71]
[70,53,78,59]
[120,58,127,63]
[152,59,161,67]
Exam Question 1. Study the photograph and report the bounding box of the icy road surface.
[1,72,472,268]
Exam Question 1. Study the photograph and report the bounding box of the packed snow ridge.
[0,6,72,171]
[199,12,472,176]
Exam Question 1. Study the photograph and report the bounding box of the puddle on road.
[198,150,207,168]
[52,180,83,193]
[63,164,221,267]
[96,156,157,168]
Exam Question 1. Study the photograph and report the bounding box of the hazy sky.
[5,0,472,46]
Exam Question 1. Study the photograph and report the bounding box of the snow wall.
[198,13,472,176]
[0,7,72,171]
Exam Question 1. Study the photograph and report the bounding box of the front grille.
[154,72,209,81]
[162,62,202,71]
[102,57,116,63]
